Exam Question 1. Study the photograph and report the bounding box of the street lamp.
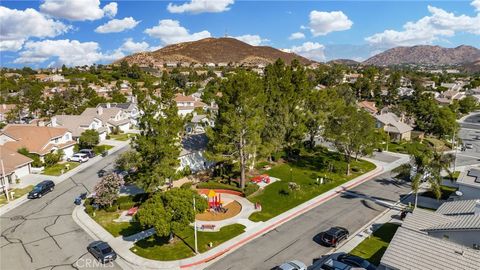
[193,197,198,254]
[290,168,293,182]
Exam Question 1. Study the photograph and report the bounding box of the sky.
[0,0,479,67]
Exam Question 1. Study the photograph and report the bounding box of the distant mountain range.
[363,45,480,66]
[118,37,312,66]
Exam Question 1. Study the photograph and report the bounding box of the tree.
[207,71,265,188]
[94,173,124,208]
[44,150,63,167]
[115,150,141,172]
[458,96,478,114]
[136,188,207,242]
[324,105,377,175]
[79,129,99,149]
[133,79,183,192]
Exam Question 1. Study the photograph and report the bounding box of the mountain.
[327,59,360,66]
[118,38,312,66]
[363,45,480,66]
[462,58,480,73]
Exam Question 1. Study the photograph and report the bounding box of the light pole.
[453,129,458,172]
[193,197,198,254]
[0,154,10,202]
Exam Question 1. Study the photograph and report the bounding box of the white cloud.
[0,6,69,51]
[233,34,268,46]
[167,0,234,14]
[95,17,140,33]
[365,5,480,48]
[309,10,353,36]
[289,32,305,40]
[40,0,118,21]
[144,19,211,44]
[103,2,118,18]
[472,0,480,12]
[14,39,120,66]
[120,38,150,53]
[291,42,325,61]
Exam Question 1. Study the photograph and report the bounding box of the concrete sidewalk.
[72,153,410,270]
[0,140,129,216]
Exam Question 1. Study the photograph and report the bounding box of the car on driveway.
[87,241,117,263]
[320,227,349,247]
[68,153,89,163]
[336,254,376,270]
[276,260,307,270]
[79,149,95,158]
[28,180,55,199]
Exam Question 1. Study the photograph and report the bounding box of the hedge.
[197,181,243,192]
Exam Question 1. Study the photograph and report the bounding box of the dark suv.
[321,227,349,247]
[87,241,117,263]
[79,149,95,158]
[28,180,55,199]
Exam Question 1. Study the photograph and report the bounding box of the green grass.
[421,185,457,200]
[93,144,114,155]
[248,150,376,222]
[131,224,245,261]
[42,162,80,176]
[0,185,33,206]
[108,133,136,141]
[385,142,410,154]
[349,223,400,266]
[89,210,143,237]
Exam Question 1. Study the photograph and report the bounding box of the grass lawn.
[109,133,135,141]
[89,210,143,237]
[0,185,33,206]
[421,185,457,200]
[423,137,450,151]
[248,150,376,222]
[131,224,245,261]
[42,162,80,176]
[93,144,114,155]
[349,223,400,266]
[385,142,410,154]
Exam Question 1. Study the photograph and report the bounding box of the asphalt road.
[457,114,480,167]
[206,171,411,270]
[0,147,127,270]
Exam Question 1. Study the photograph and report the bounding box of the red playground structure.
[250,174,271,184]
[207,190,223,210]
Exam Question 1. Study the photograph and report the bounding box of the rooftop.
[457,167,480,188]
[436,199,479,216]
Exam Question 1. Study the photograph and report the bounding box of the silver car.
[277,260,307,270]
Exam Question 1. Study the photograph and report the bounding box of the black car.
[79,149,95,158]
[87,241,117,263]
[337,254,376,270]
[28,180,55,199]
[321,227,349,247]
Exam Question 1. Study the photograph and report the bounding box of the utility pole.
[453,129,458,172]
[0,156,10,202]
[193,197,198,254]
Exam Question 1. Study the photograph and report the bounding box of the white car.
[68,153,89,163]
[277,260,307,270]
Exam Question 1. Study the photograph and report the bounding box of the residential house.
[454,167,480,200]
[174,93,208,116]
[343,73,361,84]
[357,101,378,115]
[397,87,414,97]
[186,114,214,135]
[422,80,436,89]
[0,124,76,162]
[178,134,214,173]
[375,113,413,141]
[380,203,480,270]
[97,103,139,126]
[441,82,464,92]
[43,74,69,83]
[0,104,16,122]
[0,145,33,188]
[52,114,107,141]
[435,90,466,105]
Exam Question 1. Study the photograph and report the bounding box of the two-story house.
[97,103,139,126]
[174,93,208,116]
[375,112,413,141]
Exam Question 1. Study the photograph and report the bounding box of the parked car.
[97,169,108,177]
[320,227,349,247]
[68,153,89,163]
[28,180,55,199]
[87,241,117,263]
[465,143,474,149]
[337,254,376,270]
[276,260,307,270]
[320,258,353,270]
[79,149,95,158]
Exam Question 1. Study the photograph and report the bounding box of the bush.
[244,183,259,197]
[85,204,94,215]
[105,205,118,212]
[180,182,193,189]
[44,150,62,167]
[279,188,290,196]
[197,181,243,192]
[116,196,137,210]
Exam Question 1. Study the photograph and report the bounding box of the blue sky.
[1,0,479,67]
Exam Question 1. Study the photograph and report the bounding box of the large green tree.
[206,71,265,188]
[79,129,99,149]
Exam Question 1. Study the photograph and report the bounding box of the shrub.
[244,183,259,197]
[44,150,62,167]
[180,182,193,189]
[118,200,135,210]
[279,188,290,196]
[105,205,118,212]
[85,204,94,215]
[197,181,243,192]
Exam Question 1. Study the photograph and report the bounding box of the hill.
[363,45,480,66]
[118,38,312,67]
[462,58,480,73]
[327,59,360,66]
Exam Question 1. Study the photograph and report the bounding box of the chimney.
[106,103,111,108]
[475,200,480,215]
[97,106,103,116]
[51,116,57,127]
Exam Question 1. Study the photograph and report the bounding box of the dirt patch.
[196,201,242,221]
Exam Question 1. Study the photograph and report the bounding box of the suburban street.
[0,147,127,270]
[206,169,411,270]
[457,113,480,168]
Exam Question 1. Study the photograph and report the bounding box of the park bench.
[201,224,216,230]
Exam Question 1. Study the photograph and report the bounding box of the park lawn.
[0,185,33,206]
[248,150,376,222]
[349,223,400,266]
[131,224,246,261]
[109,133,135,141]
[90,210,143,237]
[93,144,114,155]
[42,162,80,176]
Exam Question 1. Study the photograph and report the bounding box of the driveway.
[205,171,411,270]
[0,147,128,270]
